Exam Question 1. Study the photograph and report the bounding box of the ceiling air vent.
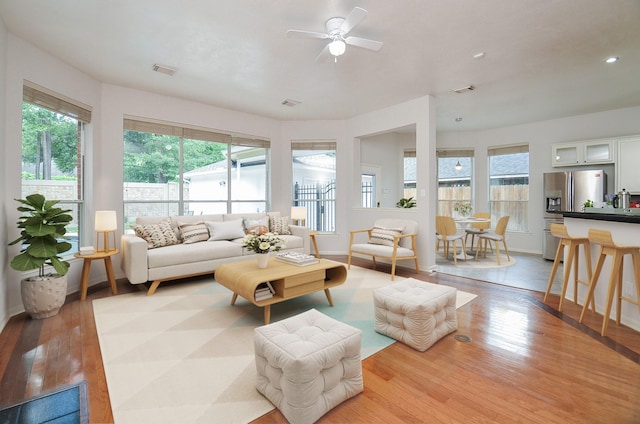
[281,98,301,107]
[452,85,475,94]
[152,64,177,76]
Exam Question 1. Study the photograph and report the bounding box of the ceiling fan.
[287,7,383,62]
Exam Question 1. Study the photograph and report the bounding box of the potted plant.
[453,201,473,217]
[396,197,416,208]
[8,193,73,319]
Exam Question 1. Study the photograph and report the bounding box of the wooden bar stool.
[543,223,595,313]
[579,229,640,336]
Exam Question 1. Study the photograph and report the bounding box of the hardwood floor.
[1,256,639,423]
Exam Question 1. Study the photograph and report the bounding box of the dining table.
[454,216,490,230]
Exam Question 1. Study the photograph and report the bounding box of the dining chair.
[475,216,510,265]
[464,212,491,251]
[436,215,467,265]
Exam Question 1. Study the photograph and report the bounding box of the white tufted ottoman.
[374,278,458,351]
[254,308,363,424]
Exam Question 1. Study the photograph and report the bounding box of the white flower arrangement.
[242,232,285,254]
[453,201,473,217]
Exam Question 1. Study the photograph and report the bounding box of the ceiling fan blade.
[345,36,383,51]
[314,43,331,63]
[287,30,329,40]
[340,7,367,34]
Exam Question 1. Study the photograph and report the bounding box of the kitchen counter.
[562,210,640,224]
[562,216,640,332]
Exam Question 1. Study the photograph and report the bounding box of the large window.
[21,82,91,255]
[292,141,336,233]
[437,149,474,215]
[488,144,529,232]
[403,149,416,200]
[123,118,269,228]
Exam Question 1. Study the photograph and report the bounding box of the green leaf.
[50,256,70,276]
[10,252,46,271]
[25,237,58,258]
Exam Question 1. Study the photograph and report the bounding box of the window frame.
[123,117,270,225]
[488,144,530,232]
[291,140,337,233]
[436,149,475,216]
[21,81,91,257]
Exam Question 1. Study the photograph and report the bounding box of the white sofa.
[120,212,310,295]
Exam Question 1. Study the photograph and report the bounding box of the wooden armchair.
[347,218,419,280]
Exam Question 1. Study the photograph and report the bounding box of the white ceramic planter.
[256,253,269,269]
[20,274,67,319]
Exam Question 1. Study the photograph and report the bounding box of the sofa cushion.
[269,216,291,235]
[133,219,180,249]
[179,222,209,244]
[147,240,244,268]
[369,226,405,247]
[243,216,270,235]
[205,219,245,241]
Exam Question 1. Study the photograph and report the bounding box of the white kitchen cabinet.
[551,140,614,167]
[616,136,640,193]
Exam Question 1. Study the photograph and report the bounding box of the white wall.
[436,106,640,254]
[0,17,9,329]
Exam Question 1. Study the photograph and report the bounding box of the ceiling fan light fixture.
[329,39,346,56]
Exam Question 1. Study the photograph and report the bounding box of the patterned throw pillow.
[269,216,291,235]
[179,222,209,244]
[368,226,405,247]
[133,219,180,249]
[243,217,270,235]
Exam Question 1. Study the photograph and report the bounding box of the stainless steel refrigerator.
[542,170,607,260]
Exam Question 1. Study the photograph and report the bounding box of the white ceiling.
[1,0,639,132]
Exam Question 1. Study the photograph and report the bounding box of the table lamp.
[95,210,117,252]
[291,206,307,226]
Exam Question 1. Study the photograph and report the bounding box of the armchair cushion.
[369,226,405,247]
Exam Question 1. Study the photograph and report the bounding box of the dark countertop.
[562,211,640,224]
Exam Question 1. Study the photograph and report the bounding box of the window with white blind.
[437,149,474,216]
[21,81,92,255]
[291,141,336,233]
[403,149,416,200]
[123,118,270,228]
[488,144,529,232]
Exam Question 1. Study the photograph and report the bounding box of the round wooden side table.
[73,249,119,300]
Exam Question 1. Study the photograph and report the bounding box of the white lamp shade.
[291,206,307,221]
[95,211,117,232]
[329,39,346,56]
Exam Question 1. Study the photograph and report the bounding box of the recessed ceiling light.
[605,56,619,64]
[473,52,485,60]
[455,117,463,122]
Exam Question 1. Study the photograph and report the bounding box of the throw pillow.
[368,226,405,247]
[269,216,291,235]
[179,222,209,244]
[243,216,270,236]
[205,219,246,241]
[133,219,180,249]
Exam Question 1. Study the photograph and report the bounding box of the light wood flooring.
[0,256,638,423]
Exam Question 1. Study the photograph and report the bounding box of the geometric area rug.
[0,381,88,424]
[93,266,476,424]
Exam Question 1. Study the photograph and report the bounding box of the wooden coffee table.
[214,257,347,324]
